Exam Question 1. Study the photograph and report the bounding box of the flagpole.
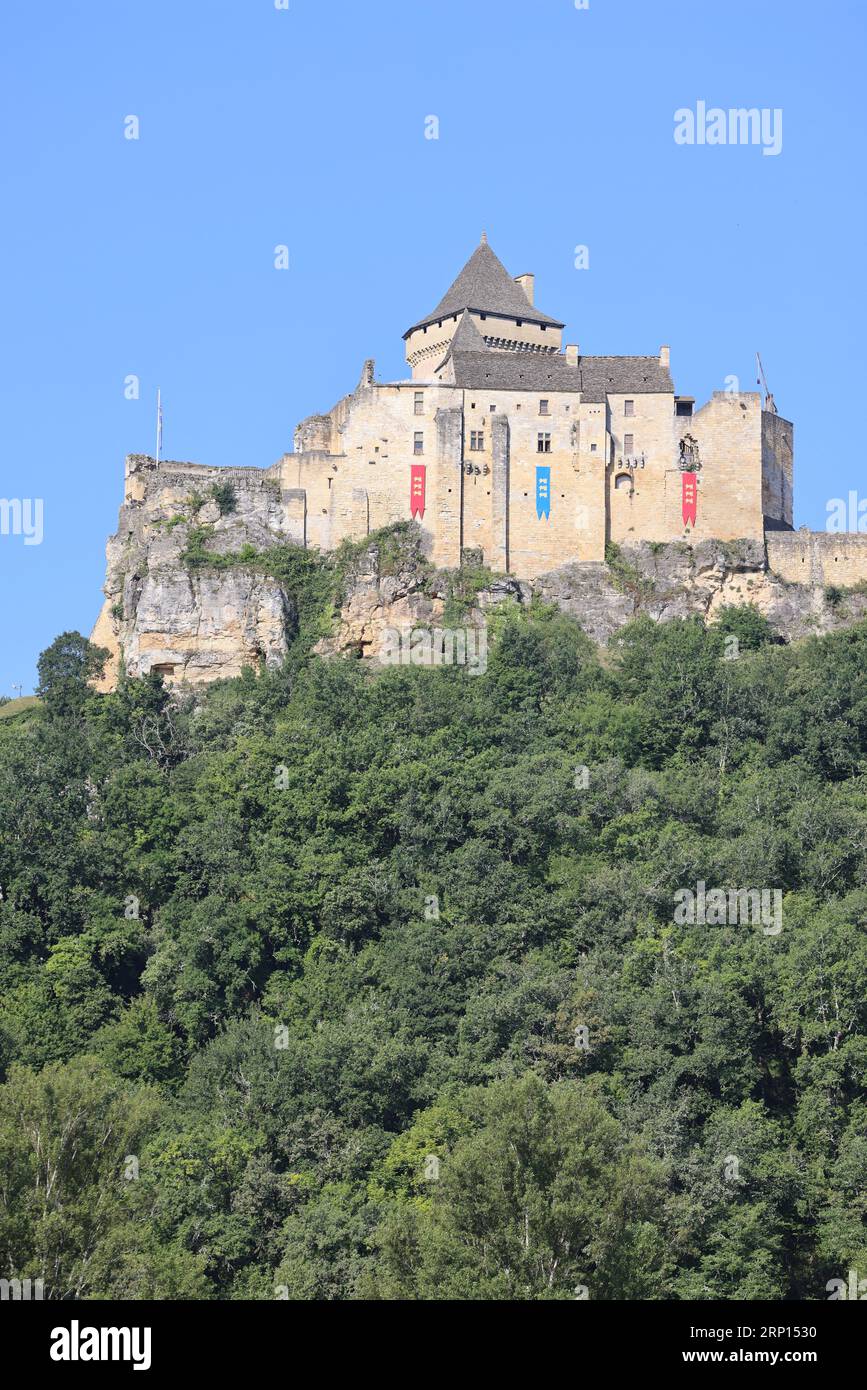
[156,387,161,464]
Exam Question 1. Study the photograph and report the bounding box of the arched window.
[614,472,632,491]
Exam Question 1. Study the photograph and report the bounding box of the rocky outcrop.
[91,458,296,690]
[535,538,867,645]
[313,544,447,663]
[314,537,867,661]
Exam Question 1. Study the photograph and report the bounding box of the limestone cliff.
[91,456,296,690]
[92,457,867,691]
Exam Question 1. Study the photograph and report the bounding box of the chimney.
[659,345,670,369]
[515,273,534,305]
[565,344,580,367]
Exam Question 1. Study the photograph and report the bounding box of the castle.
[94,237,867,687]
[123,235,794,576]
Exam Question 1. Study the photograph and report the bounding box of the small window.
[590,442,597,453]
[624,399,634,417]
[539,399,550,416]
[414,391,424,416]
[489,404,496,412]
[614,473,632,491]
[623,433,634,455]
[414,432,424,455]
[470,430,484,451]
[537,432,552,454]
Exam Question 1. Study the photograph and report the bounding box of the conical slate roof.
[443,307,486,352]
[404,238,564,337]
[433,308,486,372]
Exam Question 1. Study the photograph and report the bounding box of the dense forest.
[1,538,866,1300]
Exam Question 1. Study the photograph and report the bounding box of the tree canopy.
[1,590,865,1299]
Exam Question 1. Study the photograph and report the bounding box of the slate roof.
[435,308,487,370]
[444,349,673,398]
[405,240,564,337]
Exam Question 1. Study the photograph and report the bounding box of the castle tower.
[403,234,565,380]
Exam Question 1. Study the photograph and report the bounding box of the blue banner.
[536,465,551,520]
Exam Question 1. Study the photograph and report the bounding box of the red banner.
[682,471,698,527]
[410,464,426,519]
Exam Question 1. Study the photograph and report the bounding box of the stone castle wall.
[270,369,798,580]
[767,531,867,587]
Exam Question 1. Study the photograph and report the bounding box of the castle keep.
[94,236,867,687]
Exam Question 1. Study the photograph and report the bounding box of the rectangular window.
[624,399,635,417]
[590,442,597,453]
[539,399,550,415]
[623,433,634,455]
[537,432,552,453]
[414,432,424,455]
[414,392,424,415]
[470,430,484,451]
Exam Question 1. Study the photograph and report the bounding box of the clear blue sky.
[1,0,864,694]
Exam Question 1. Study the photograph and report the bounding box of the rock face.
[535,538,867,645]
[93,458,867,691]
[313,542,447,664]
[91,459,296,690]
[314,536,867,661]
